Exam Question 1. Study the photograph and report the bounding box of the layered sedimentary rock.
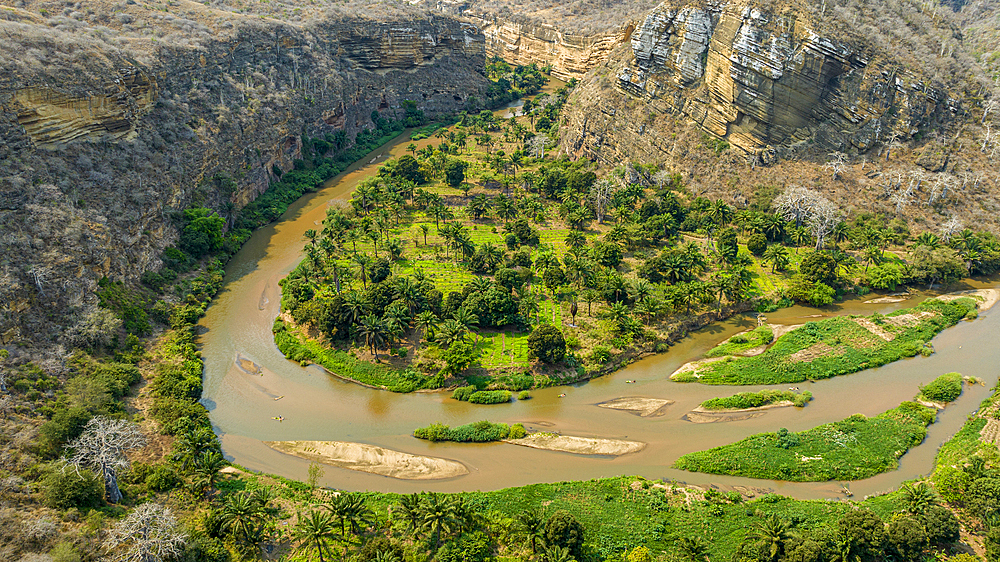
[563,0,961,158]
[475,15,631,81]
[0,11,488,341]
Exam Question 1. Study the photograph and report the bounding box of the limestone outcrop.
[563,0,964,157]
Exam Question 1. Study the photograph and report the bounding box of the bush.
[42,467,104,509]
[545,511,585,559]
[747,233,767,256]
[451,386,478,401]
[468,390,512,404]
[414,420,514,442]
[527,324,567,363]
[518,390,531,400]
[919,372,963,403]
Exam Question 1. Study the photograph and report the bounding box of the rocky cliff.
[561,0,980,160]
[0,4,488,342]
[474,15,631,81]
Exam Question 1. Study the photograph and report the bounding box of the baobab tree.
[774,185,816,227]
[824,152,848,180]
[806,197,841,250]
[589,177,619,224]
[528,134,548,159]
[66,416,146,503]
[103,503,187,562]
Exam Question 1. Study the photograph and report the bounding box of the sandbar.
[937,288,999,311]
[597,397,674,417]
[507,433,645,456]
[265,440,469,480]
[685,401,795,423]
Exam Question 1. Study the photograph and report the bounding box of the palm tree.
[359,315,387,361]
[419,493,460,548]
[192,451,227,496]
[901,482,939,515]
[396,493,423,533]
[607,301,630,326]
[752,514,791,562]
[419,223,430,246]
[415,311,438,342]
[436,319,467,348]
[762,245,790,273]
[171,428,216,473]
[220,492,264,550]
[629,278,653,303]
[565,231,586,249]
[708,199,734,228]
[913,232,941,250]
[677,536,710,562]
[395,277,423,316]
[543,544,576,562]
[517,510,546,555]
[293,510,338,562]
[353,254,372,288]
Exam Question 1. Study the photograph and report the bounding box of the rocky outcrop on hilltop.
[563,0,972,159]
[0,6,488,342]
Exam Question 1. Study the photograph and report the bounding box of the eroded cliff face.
[563,0,963,159]
[0,12,487,342]
[475,15,631,81]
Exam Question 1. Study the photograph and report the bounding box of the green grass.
[699,389,812,411]
[272,319,442,392]
[674,298,976,385]
[675,401,937,481]
[918,371,964,403]
[476,331,532,369]
[704,325,774,358]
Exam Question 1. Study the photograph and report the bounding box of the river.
[198,112,1000,501]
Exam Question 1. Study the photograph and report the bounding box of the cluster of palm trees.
[206,486,280,557]
[170,428,227,497]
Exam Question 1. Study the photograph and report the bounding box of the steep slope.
[555,0,1000,232]
[0,1,488,342]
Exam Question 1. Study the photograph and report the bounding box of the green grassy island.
[673,298,977,385]
[699,389,813,411]
[675,401,937,481]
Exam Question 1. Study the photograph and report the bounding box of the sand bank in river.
[596,397,674,417]
[685,401,795,424]
[937,288,999,311]
[265,441,469,480]
[507,434,645,456]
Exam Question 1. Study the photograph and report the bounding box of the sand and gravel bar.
[507,433,646,456]
[596,397,674,417]
[265,440,469,480]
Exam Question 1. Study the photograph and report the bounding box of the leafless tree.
[806,197,841,250]
[652,169,673,189]
[66,416,146,503]
[890,189,912,214]
[104,503,187,562]
[983,96,1000,124]
[824,152,848,180]
[589,177,619,224]
[528,134,548,159]
[982,123,998,153]
[940,216,964,241]
[774,185,816,227]
[884,131,902,161]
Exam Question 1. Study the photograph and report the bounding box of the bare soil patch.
[938,289,999,311]
[853,318,895,342]
[787,342,842,363]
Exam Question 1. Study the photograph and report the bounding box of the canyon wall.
[475,15,631,81]
[0,11,488,342]
[561,0,965,161]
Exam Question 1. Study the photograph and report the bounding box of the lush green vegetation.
[704,325,774,357]
[676,298,977,385]
[413,420,527,442]
[699,389,812,411]
[468,390,513,404]
[273,319,442,392]
[919,371,964,403]
[675,402,936,481]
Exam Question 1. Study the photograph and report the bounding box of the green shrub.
[42,466,104,509]
[527,324,567,363]
[704,326,773,358]
[700,390,812,411]
[919,372,963,403]
[518,390,531,400]
[468,390,512,404]
[747,233,767,256]
[414,420,513,442]
[509,423,527,439]
[452,386,477,401]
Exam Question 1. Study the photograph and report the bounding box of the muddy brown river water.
[198,124,1000,500]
